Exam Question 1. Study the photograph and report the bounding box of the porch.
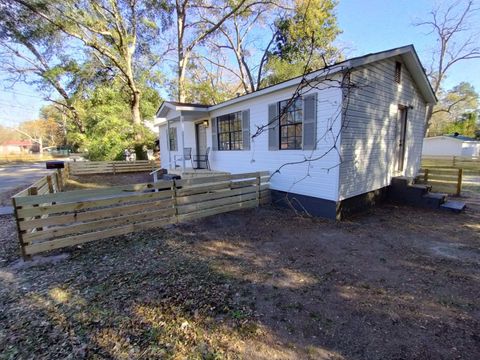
[156,102,212,172]
[168,168,230,179]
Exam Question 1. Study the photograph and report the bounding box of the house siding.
[338,56,428,200]
[207,81,343,202]
[158,81,344,202]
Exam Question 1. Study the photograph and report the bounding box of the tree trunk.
[37,137,43,153]
[131,90,141,125]
[178,55,188,102]
[176,2,187,102]
[67,105,84,133]
[131,89,142,140]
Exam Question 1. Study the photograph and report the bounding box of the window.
[217,112,243,150]
[279,97,303,150]
[395,61,402,83]
[168,127,177,151]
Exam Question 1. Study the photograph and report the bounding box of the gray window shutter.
[242,109,250,150]
[211,117,218,151]
[268,103,279,150]
[303,93,317,150]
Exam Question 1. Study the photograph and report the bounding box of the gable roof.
[156,101,211,118]
[156,44,436,118]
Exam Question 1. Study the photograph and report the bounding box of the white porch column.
[166,119,172,169]
[180,115,186,169]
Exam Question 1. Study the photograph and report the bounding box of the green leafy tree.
[263,0,341,86]
[40,79,160,160]
[0,0,84,132]
[12,0,169,137]
[442,112,478,137]
[429,82,479,136]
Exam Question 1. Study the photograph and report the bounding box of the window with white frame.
[217,112,243,150]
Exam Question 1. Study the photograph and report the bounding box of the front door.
[195,122,207,168]
[396,106,408,172]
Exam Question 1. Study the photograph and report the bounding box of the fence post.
[424,169,429,184]
[28,186,44,233]
[453,156,456,167]
[172,179,178,223]
[63,165,69,183]
[56,169,63,192]
[46,175,54,193]
[456,168,463,196]
[256,172,261,206]
[113,162,116,175]
[11,197,31,261]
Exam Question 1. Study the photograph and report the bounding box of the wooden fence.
[421,156,480,173]
[416,168,463,196]
[13,168,68,198]
[12,171,270,258]
[68,160,158,175]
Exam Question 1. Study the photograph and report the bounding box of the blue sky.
[1,0,479,126]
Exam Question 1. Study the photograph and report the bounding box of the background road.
[0,163,52,192]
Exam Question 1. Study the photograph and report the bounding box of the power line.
[0,101,41,111]
[0,89,47,99]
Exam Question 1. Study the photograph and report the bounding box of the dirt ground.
[64,172,154,191]
[1,180,479,360]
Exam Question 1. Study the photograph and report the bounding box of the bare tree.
[200,0,340,96]
[206,7,279,94]
[415,0,480,128]
[173,0,277,102]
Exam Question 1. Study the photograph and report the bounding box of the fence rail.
[12,171,270,258]
[421,156,480,173]
[416,168,463,196]
[68,160,158,175]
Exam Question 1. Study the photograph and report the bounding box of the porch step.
[388,182,431,202]
[390,176,414,188]
[440,200,466,213]
[407,184,432,197]
[389,176,465,213]
[420,192,447,208]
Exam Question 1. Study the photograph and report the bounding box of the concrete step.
[390,176,414,189]
[421,192,447,208]
[440,200,466,213]
[389,184,431,203]
[406,184,431,197]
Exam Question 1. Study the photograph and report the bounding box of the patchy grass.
[1,195,479,359]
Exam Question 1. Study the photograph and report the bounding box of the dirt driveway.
[0,200,479,359]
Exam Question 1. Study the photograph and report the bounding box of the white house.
[423,135,480,157]
[155,45,436,219]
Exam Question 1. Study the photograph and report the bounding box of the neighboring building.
[422,135,480,157]
[0,140,35,154]
[155,45,436,219]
